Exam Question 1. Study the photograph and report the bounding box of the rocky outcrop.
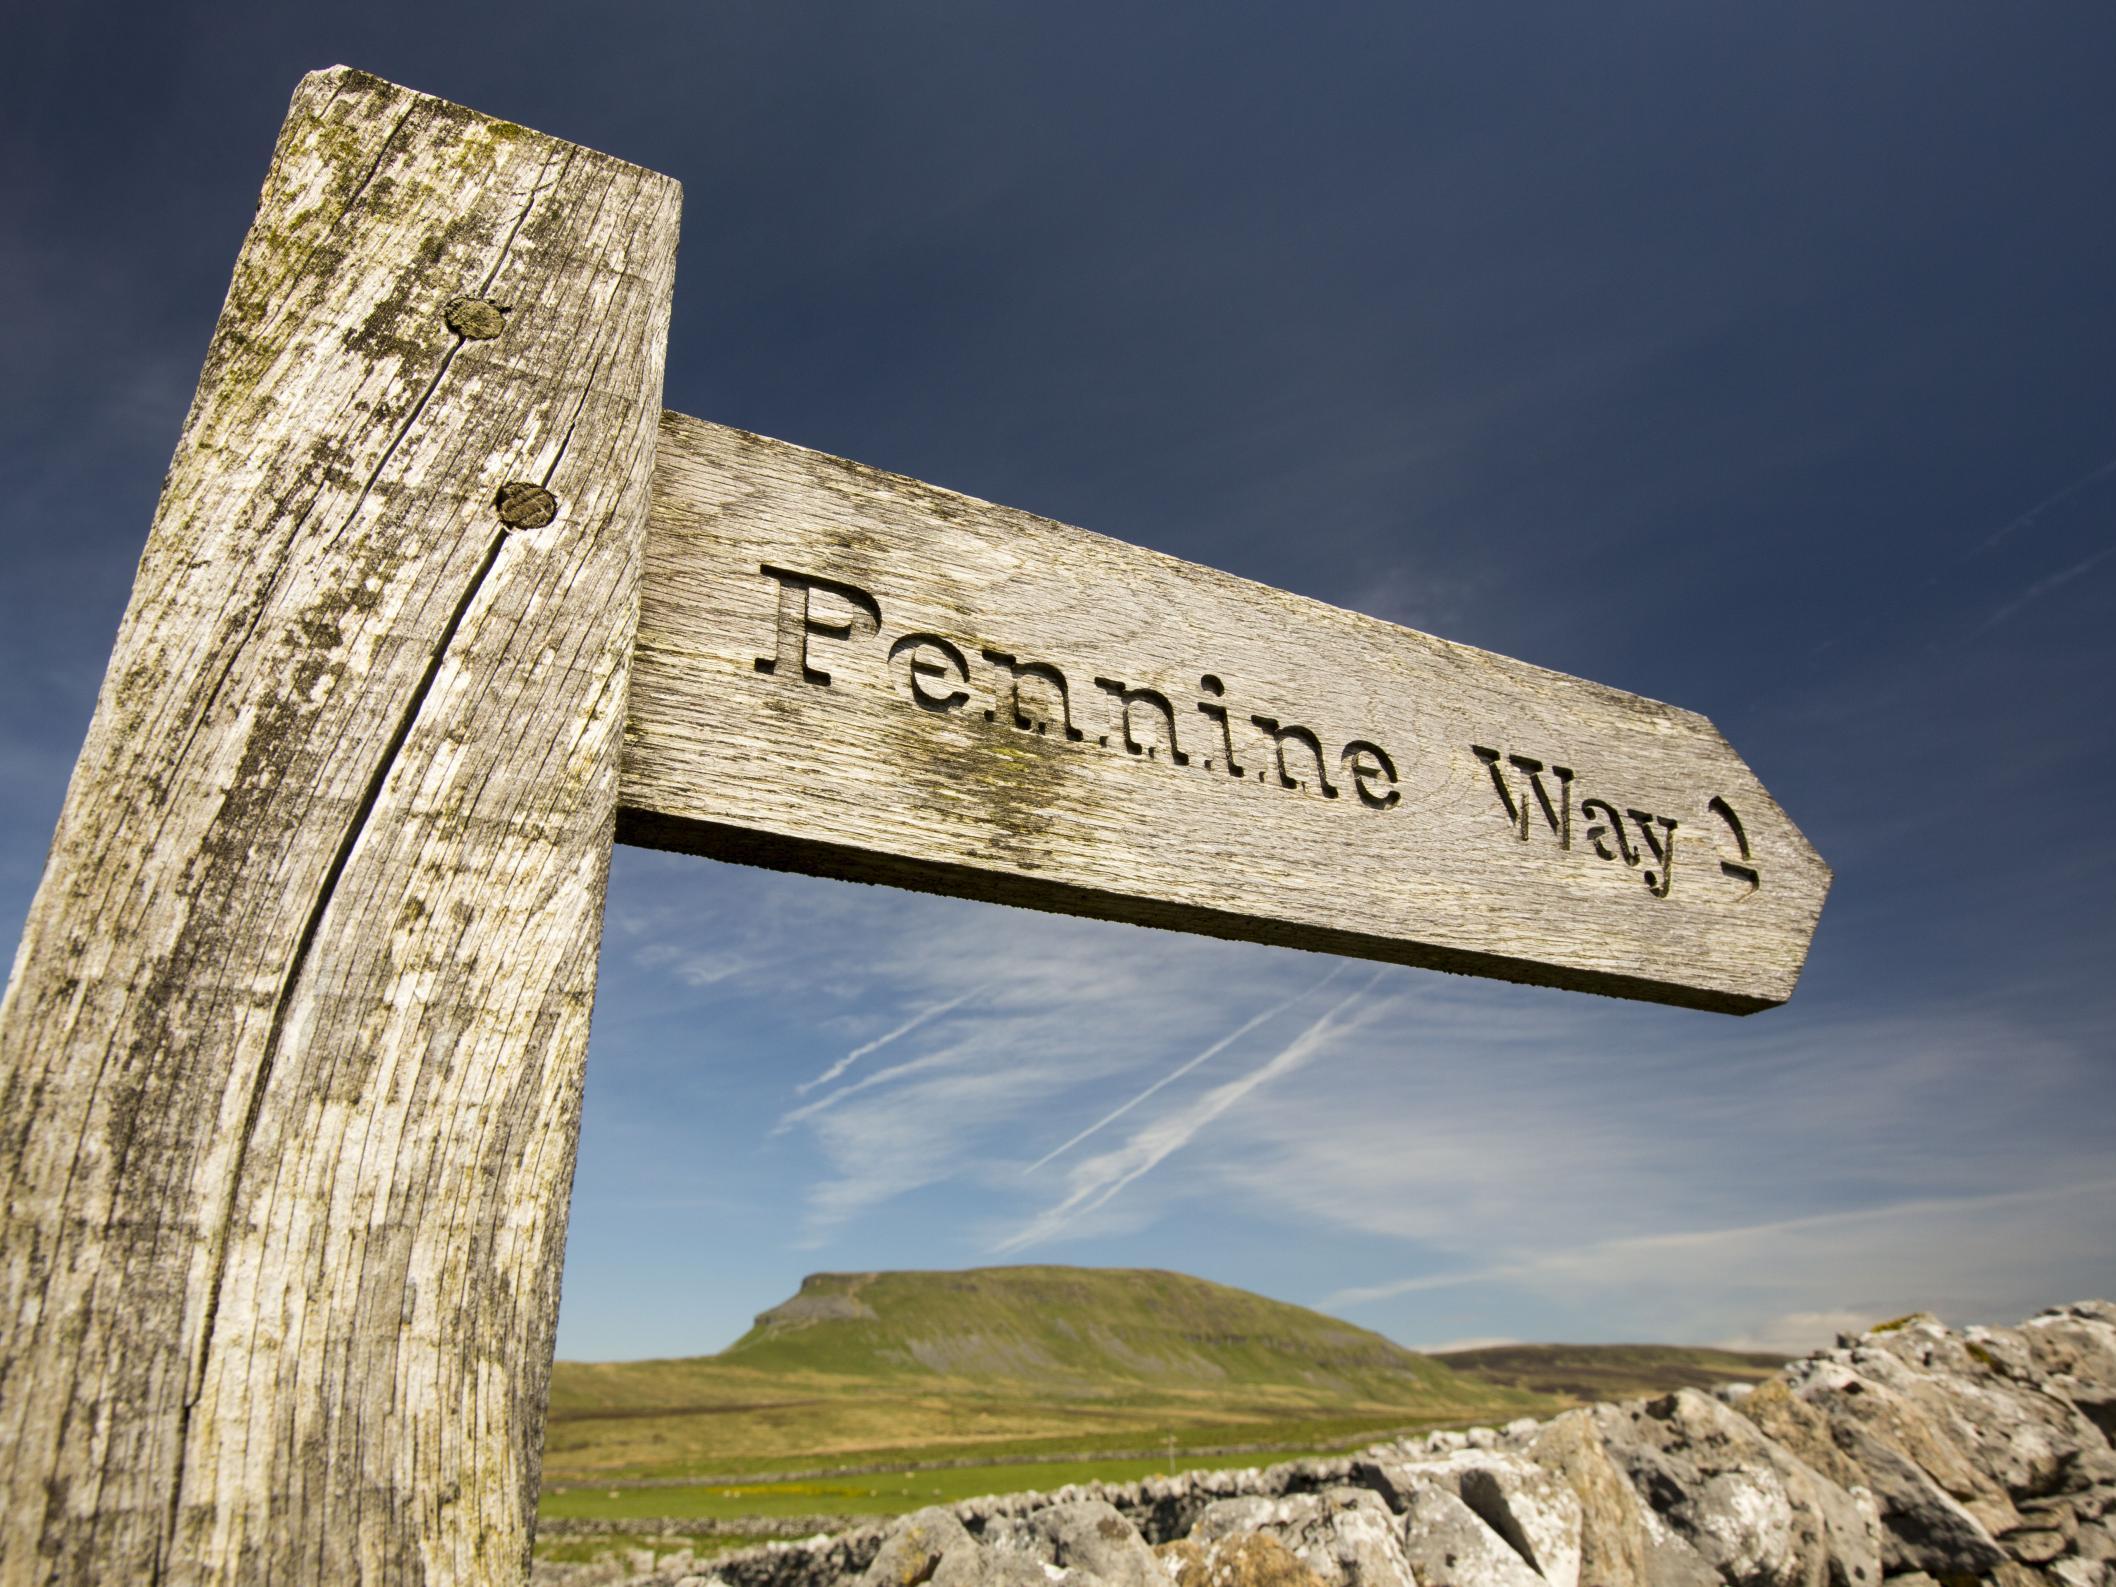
[535,1301,2116,1587]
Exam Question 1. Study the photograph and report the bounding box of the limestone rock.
[2020,1303,2116,1439]
[1396,1484,1546,1587]
[986,1498,1165,1587]
[1526,1410,1718,1587]
[1188,1488,1413,1587]
[1776,1355,2013,1575]
[1160,1533,1329,1587]
[1850,1328,2085,1506]
[1591,1388,1881,1587]
[931,1544,1047,1587]
[859,1507,975,1587]
[1738,1380,1871,1497]
[1352,1451,1579,1587]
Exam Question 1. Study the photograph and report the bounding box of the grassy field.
[539,1374,1535,1483]
[545,1448,1357,1526]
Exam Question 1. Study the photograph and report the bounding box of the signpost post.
[0,66,1828,1586]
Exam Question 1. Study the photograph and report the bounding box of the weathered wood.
[622,417,1829,1014]
[0,68,678,1585]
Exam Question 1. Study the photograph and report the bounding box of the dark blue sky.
[5,3,2113,1357]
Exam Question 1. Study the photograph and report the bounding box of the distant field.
[540,1375,1526,1484]
[1432,1342,1788,1402]
[544,1446,1363,1527]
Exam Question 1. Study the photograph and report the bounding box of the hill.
[722,1267,1469,1394]
[1431,1341,1787,1401]
[543,1267,1549,1483]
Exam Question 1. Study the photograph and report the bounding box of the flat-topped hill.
[716,1266,1463,1395]
[544,1266,1545,1482]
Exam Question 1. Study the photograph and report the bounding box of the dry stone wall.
[537,1301,2116,1587]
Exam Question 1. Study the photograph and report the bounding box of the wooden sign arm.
[0,69,679,1585]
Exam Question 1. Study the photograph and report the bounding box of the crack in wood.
[160,524,512,1570]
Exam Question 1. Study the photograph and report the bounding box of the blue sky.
[4,3,2113,1362]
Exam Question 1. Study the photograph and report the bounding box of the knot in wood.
[494,481,558,530]
[444,296,507,340]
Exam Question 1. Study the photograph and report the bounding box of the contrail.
[1979,543,2116,632]
[775,1043,964,1133]
[994,970,1385,1254]
[1023,963,1347,1174]
[794,985,986,1096]
[1982,455,2116,550]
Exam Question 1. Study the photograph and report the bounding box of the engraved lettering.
[1341,740,1399,810]
[1628,810,1678,900]
[754,564,881,686]
[1474,746,1571,845]
[889,632,971,713]
[1097,678,1190,764]
[1474,746,1521,830]
[981,649,1084,739]
[1526,758,1573,849]
[1251,716,1338,797]
[1194,674,1245,777]
[1580,797,1637,865]
[747,563,1399,817]
[1707,795,1760,897]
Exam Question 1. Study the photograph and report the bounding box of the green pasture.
[539,1447,1344,1527]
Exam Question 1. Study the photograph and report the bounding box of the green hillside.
[1432,1341,1787,1402]
[722,1267,1470,1395]
[543,1266,1551,1484]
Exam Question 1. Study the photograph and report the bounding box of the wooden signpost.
[0,66,1828,1587]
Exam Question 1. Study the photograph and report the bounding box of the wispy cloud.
[751,899,1314,1237]
[993,971,1386,1255]
[1981,455,2116,550]
[1323,1176,2116,1310]
[1023,963,1346,1174]
[1980,543,2116,631]
[795,985,987,1095]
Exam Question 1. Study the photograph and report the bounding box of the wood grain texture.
[0,68,678,1584]
[624,417,1829,1014]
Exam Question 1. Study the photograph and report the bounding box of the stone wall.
[536,1300,2116,1587]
